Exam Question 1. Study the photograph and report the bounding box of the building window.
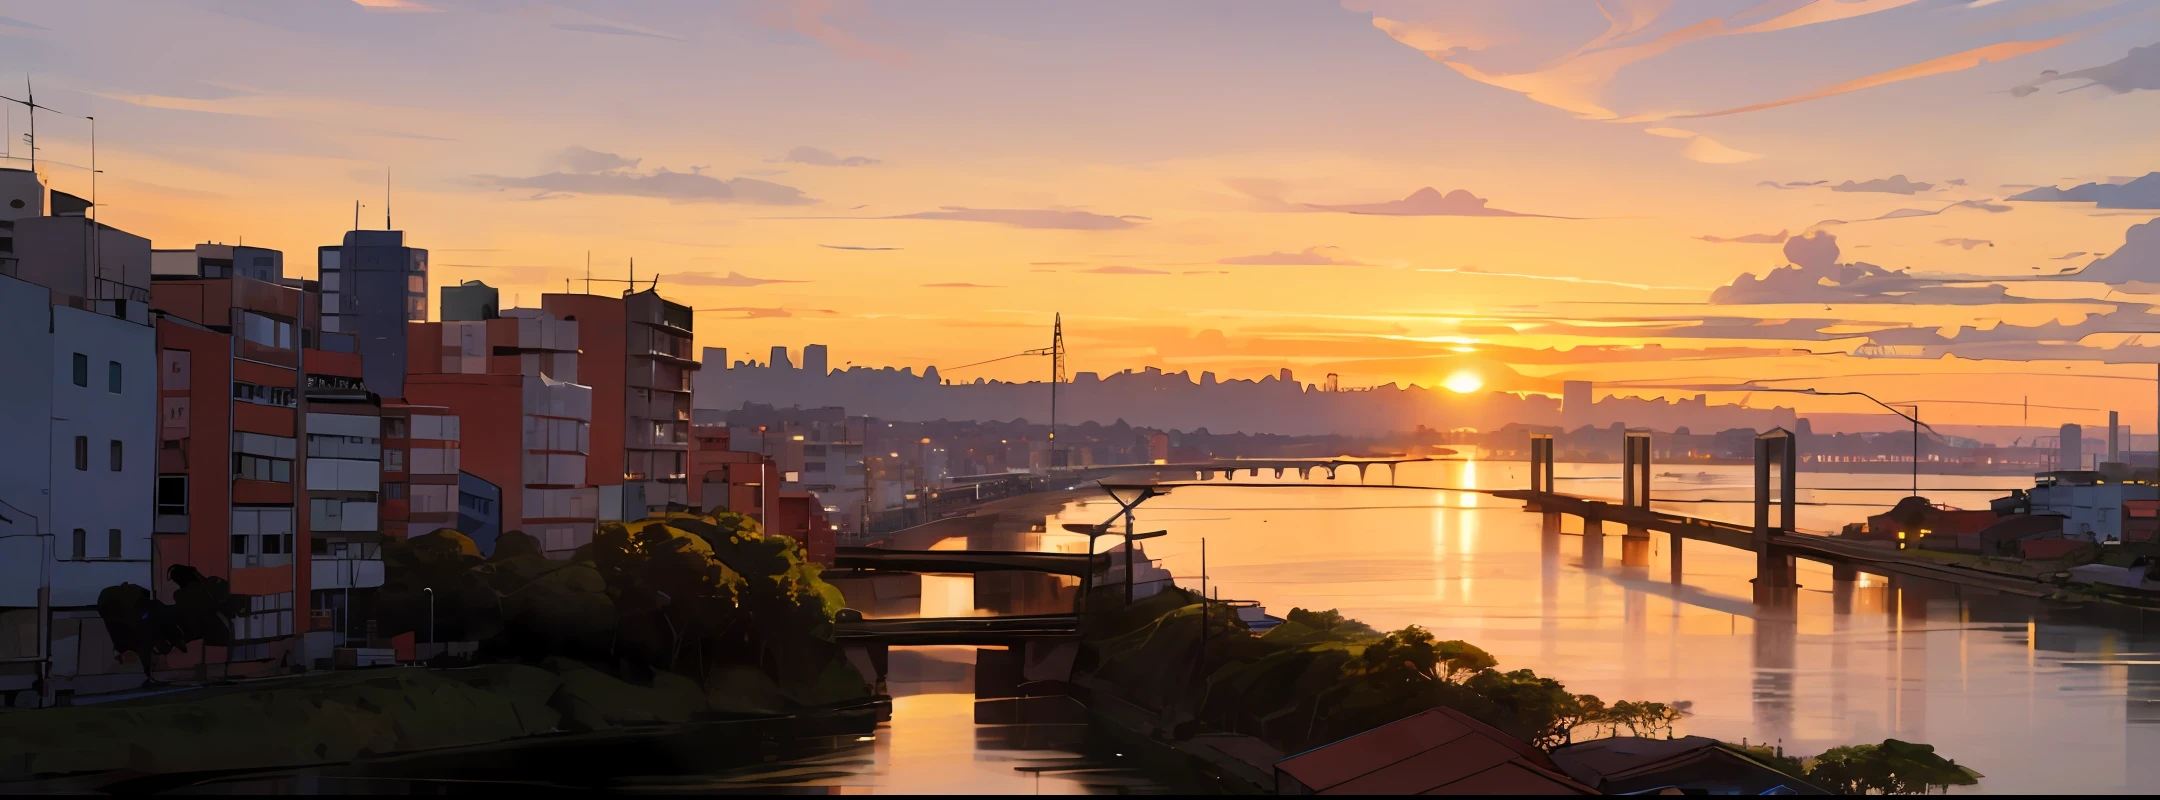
[109,439,123,472]
[385,482,407,500]
[74,436,88,471]
[240,311,295,350]
[71,353,87,387]
[108,361,122,393]
[72,529,86,561]
[108,529,122,559]
[233,454,292,483]
[383,448,405,472]
[157,475,188,515]
[384,417,408,439]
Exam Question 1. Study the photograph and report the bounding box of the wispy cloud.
[0,15,51,30]
[1083,265,1169,275]
[2009,172,2160,209]
[1677,36,2077,120]
[778,146,880,167]
[923,282,1001,288]
[783,207,1147,230]
[1936,238,1994,250]
[746,0,910,67]
[1217,246,1367,266]
[2010,41,2160,97]
[1834,175,1934,195]
[472,146,814,205]
[1419,267,1702,292]
[553,23,682,41]
[1305,187,1571,218]
[1698,230,1790,244]
[667,271,808,287]
[695,306,838,319]
[820,244,901,251]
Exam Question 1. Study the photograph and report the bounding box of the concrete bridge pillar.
[1752,429,1800,607]
[1528,433,1555,494]
[1832,563,1858,582]
[1668,533,1683,583]
[1583,513,1605,567]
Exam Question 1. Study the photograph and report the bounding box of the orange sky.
[6,0,2160,430]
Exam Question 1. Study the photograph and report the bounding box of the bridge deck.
[1496,489,2051,597]
[835,613,1081,646]
[833,547,1096,577]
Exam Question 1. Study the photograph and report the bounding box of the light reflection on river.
[1033,460,2160,795]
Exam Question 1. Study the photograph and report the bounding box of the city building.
[152,243,284,283]
[456,472,503,555]
[317,229,428,399]
[541,288,698,517]
[406,308,597,557]
[0,168,159,704]
[301,344,382,652]
[440,279,499,323]
[1562,380,1594,431]
[149,248,329,675]
[377,401,462,541]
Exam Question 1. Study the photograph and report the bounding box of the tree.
[1807,739,1979,794]
[93,565,247,684]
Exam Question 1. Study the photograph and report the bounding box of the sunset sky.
[6,0,2160,431]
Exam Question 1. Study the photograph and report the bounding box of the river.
[1028,459,2155,795]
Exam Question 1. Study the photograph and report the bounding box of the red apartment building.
[406,309,597,557]
[687,423,833,565]
[377,401,461,540]
[541,289,697,518]
[150,262,322,673]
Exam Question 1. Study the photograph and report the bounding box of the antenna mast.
[1050,313,1065,470]
[585,250,592,294]
[385,165,392,230]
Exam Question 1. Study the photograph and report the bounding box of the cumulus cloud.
[666,271,808,287]
[1305,186,1569,218]
[474,146,815,205]
[1217,246,1367,266]
[778,146,881,167]
[2009,42,2160,98]
[1710,230,2024,306]
[1697,230,1789,244]
[1936,238,1993,250]
[1833,175,1934,195]
[2050,220,2160,289]
[1083,265,1169,275]
[790,207,1147,230]
[2008,172,2160,209]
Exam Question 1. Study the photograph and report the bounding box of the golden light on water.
[1443,371,1484,393]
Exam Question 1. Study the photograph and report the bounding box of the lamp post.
[422,586,434,657]
[758,425,770,528]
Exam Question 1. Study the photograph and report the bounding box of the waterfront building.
[149,246,341,676]
[405,308,596,557]
[317,229,428,399]
[541,289,699,517]
[0,168,158,703]
[1549,736,1827,794]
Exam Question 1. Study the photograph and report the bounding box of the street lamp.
[422,586,435,657]
[758,425,770,528]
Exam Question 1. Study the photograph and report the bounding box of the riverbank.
[0,657,876,788]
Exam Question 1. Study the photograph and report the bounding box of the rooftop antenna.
[585,250,592,294]
[628,257,635,297]
[0,75,58,172]
[353,201,363,232]
[384,165,392,230]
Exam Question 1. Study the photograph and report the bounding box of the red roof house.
[1273,707,1597,794]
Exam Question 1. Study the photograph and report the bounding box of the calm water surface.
[1029,460,2160,795]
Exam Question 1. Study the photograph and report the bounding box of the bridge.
[833,613,1082,647]
[1504,429,2053,604]
[830,546,1096,577]
[1055,454,1450,485]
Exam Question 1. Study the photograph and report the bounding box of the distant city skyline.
[5,1,2160,431]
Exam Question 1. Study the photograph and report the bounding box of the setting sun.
[1442,371,1484,394]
